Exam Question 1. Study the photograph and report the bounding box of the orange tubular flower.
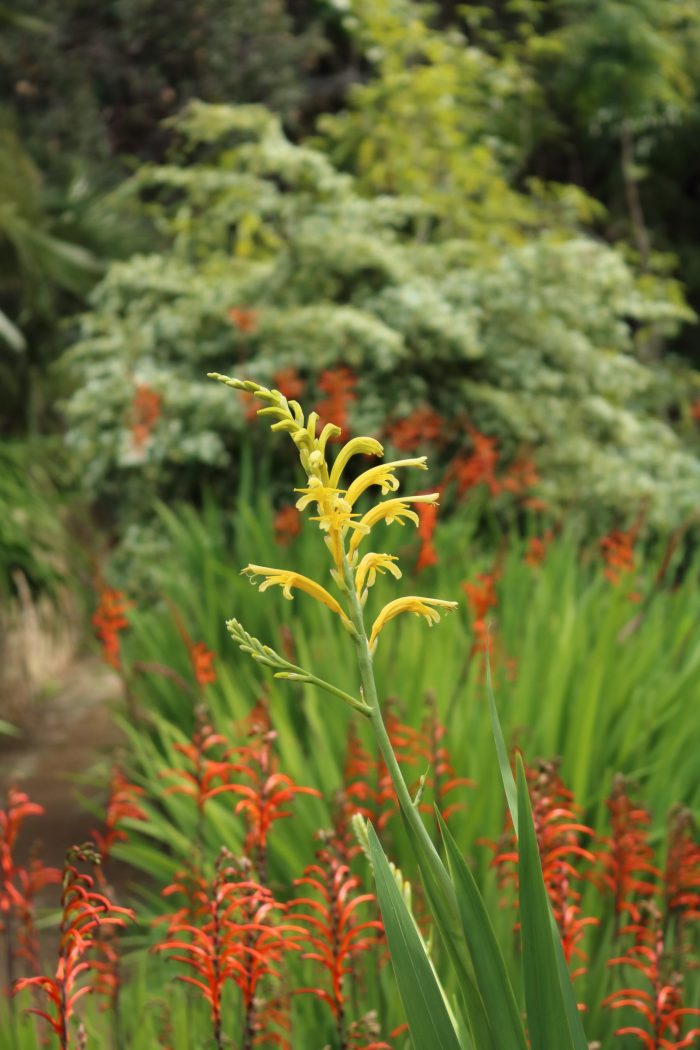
[91,768,146,869]
[291,844,385,1044]
[130,383,162,449]
[157,853,301,1050]
[386,406,443,452]
[447,427,501,498]
[597,776,659,930]
[228,307,259,333]
[316,367,357,439]
[14,846,134,1049]
[600,526,638,585]
[231,726,320,885]
[273,367,304,403]
[92,586,130,671]
[605,914,700,1050]
[415,499,440,571]
[274,505,302,546]
[490,759,598,975]
[1,790,61,981]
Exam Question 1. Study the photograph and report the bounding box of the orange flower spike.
[92,586,131,671]
[416,499,440,571]
[274,505,302,546]
[273,368,304,403]
[14,848,134,1046]
[386,406,443,452]
[228,306,259,333]
[91,769,146,866]
[190,642,217,687]
[600,526,638,585]
[291,846,384,1028]
[315,368,357,439]
[130,383,162,449]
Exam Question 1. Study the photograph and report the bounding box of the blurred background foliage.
[2,0,700,573]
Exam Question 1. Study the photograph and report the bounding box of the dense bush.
[63,103,699,531]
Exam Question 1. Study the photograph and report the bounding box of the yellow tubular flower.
[295,480,343,512]
[329,436,384,489]
[243,565,351,626]
[348,493,440,559]
[368,596,458,652]
[354,553,402,598]
[345,457,428,507]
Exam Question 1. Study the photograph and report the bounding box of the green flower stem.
[341,559,433,845]
[275,668,371,716]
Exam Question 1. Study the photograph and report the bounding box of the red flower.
[664,807,700,932]
[600,526,638,586]
[415,500,440,571]
[228,307,259,333]
[462,570,499,657]
[164,723,240,814]
[605,913,700,1049]
[91,769,146,868]
[490,759,598,974]
[501,455,540,496]
[92,586,130,671]
[597,776,659,930]
[273,368,304,403]
[157,852,300,1050]
[419,693,474,825]
[1,790,61,980]
[14,845,133,1049]
[274,505,302,547]
[446,427,501,498]
[315,368,357,439]
[386,406,443,453]
[524,529,554,568]
[292,844,384,1036]
[230,724,320,884]
[130,384,162,449]
[169,604,217,688]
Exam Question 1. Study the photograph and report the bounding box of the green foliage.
[0,0,324,174]
[0,441,71,597]
[90,497,700,1046]
[63,102,699,530]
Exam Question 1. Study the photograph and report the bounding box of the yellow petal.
[345,458,428,507]
[348,493,440,558]
[369,596,458,651]
[243,565,350,625]
[329,436,384,489]
[355,553,402,597]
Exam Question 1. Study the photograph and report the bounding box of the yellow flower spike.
[242,565,352,626]
[329,436,385,489]
[345,457,428,507]
[347,493,441,558]
[368,596,458,652]
[294,480,343,513]
[355,553,402,599]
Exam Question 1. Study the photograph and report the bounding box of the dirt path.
[0,657,124,872]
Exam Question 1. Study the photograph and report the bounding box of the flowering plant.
[212,373,591,1050]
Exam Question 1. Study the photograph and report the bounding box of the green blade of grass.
[367,821,465,1050]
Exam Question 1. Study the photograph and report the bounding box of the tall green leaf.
[516,757,588,1050]
[438,812,528,1050]
[397,809,496,1050]
[367,822,465,1050]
